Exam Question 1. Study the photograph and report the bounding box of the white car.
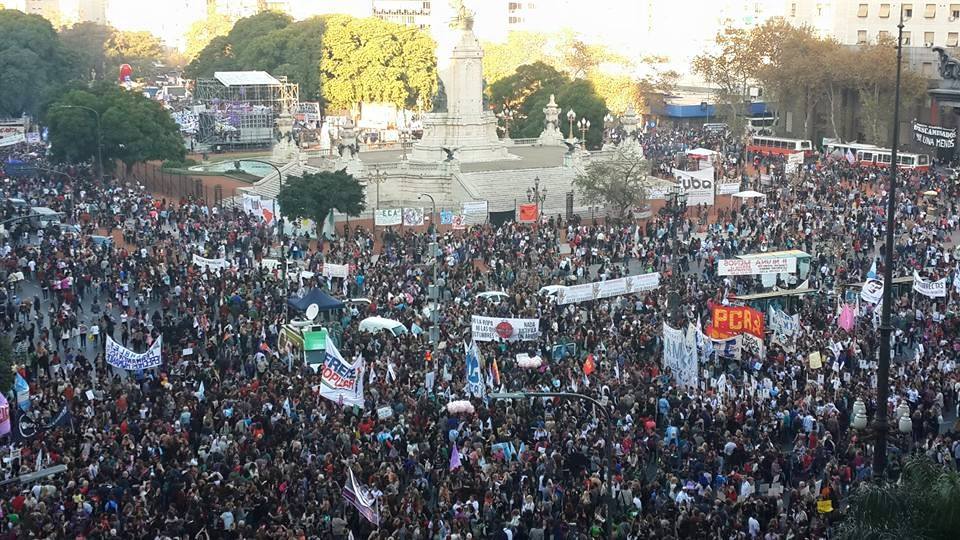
[358,316,408,337]
[475,291,509,304]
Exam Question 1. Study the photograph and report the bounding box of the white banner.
[402,207,424,226]
[717,180,741,195]
[672,167,715,206]
[192,254,229,272]
[557,272,661,305]
[106,335,162,370]
[913,271,947,298]
[318,338,365,408]
[860,278,884,304]
[374,208,402,226]
[242,193,262,215]
[768,306,800,346]
[322,263,349,279]
[663,323,698,388]
[471,316,540,342]
[0,133,25,147]
[461,201,488,216]
[717,257,797,276]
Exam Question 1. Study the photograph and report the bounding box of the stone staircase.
[246,159,325,199]
[458,166,578,215]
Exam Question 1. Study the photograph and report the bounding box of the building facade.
[787,0,960,48]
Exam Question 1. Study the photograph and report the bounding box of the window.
[924,31,935,45]
[791,2,797,17]
[949,32,959,46]
[902,31,911,45]
[422,1,430,9]
[858,30,868,43]
[861,152,873,161]
[922,61,934,76]
[879,30,890,41]
[903,3,912,18]
[924,3,936,17]
[879,3,891,17]
[952,4,960,18]
[857,3,868,17]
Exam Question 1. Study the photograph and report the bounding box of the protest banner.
[768,307,800,338]
[912,271,947,298]
[672,167,715,206]
[662,323,698,388]
[374,208,402,226]
[461,201,487,217]
[342,468,380,526]
[402,208,424,226]
[518,203,538,223]
[318,338,365,408]
[106,335,163,370]
[0,393,9,437]
[192,254,229,273]
[464,340,485,397]
[470,316,540,342]
[717,257,797,276]
[712,305,765,339]
[440,210,453,224]
[557,272,661,305]
[717,180,742,195]
[860,279,884,304]
[913,121,956,149]
[322,263,349,279]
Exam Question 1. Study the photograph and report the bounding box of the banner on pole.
[192,254,229,273]
[672,168,715,206]
[342,468,380,526]
[913,271,947,298]
[402,207,424,226]
[470,316,540,342]
[322,263,349,279]
[860,278,884,304]
[913,121,956,149]
[662,323,698,388]
[374,208,402,226]
[318,338,365,408]
[557,272,661,305]
[106,335,162,370]
[518,203,538,223]
[717,257,797,276]
[712,305,765,339]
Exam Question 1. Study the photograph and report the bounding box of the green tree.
[692,28,761,135]
[0,9,77,117]
[59,22,113,81]
[184,11,292,78]
[488,61,568,110]
[320,15,436,112]
[277,169,366,226]
[838,456,960,540]
[851,38,927,144]
[482,31,555,84]
[106,30,165,80]
[184,11,234,61]
[46,83,186,175]
[572,147,649,220]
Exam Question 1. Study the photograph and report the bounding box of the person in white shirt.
[748,515,760,538]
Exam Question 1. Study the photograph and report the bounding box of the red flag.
[582,354,596,376]
[518,203,538,223]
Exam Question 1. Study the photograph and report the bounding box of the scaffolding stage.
[195,71,299,150]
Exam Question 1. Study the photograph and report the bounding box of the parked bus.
[824,141,930,172]
[747,136,815,157]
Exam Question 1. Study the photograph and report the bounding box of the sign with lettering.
[717,257,797,276]
[557,272,661,305]
[318,338,365,408]
[470,316,540,342]
[374,208,402,226]
[106,335,162,370]
[712,306,765,339]
[913,121,956,149]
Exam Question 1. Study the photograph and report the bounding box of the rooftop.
[213,71,282,87]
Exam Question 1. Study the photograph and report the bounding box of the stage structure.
[195,71,299,150]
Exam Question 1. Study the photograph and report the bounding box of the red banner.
[518,203,538,223]
[712,305,765,339]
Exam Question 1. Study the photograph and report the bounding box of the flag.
[14,373,29,412]
[450,442,462,471]
[867,259,877,279]
[0,393,9,437]
[195,382,205,402]
[342,468,380,526]
[490,357,501,388]
[464,340,485,398]
[283,398,292,417]
[11,410,41,443]
[45,406,72,430]
[845,149,856,165]
[518,203,539,223]
[838,304,855,332]
[583,354,596,376]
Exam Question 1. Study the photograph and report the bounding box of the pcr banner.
[712,306,765,339]
[557,272,661,305]
[471,316,540,342]
[717,257,797,276]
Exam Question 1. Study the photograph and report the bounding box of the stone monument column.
[537,94,564,147]
[272,105,298,163]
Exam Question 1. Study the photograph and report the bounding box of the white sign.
[403,208,424,226]
[786,152,804,174]
[461,201,488,216]
[106,335,162,370]
[717,180,741,195]
[192,254,229,272]
[717,258,797,276]
[374,208,402,226]
[376,406,393,419]
[663,323,698,388]
[0,133,25,147]
[317,338,365,408]
[672,168,715,206]
[470,316,540,342]
[860,279,884,304]
[913,271,947,298]
[322,263,349,279]
[557,272,661,305]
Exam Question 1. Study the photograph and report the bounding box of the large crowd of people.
[0,126,958,540]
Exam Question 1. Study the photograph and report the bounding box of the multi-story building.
[372,0,432,29]
[786,1,960,49]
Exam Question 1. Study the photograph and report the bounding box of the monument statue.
[932,47,960,81]
[537,94,564,147]
[449,0,474,30]
[431,79,448,113]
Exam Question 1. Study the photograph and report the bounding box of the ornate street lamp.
[566,108,576,139]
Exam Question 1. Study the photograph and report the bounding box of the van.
[358,316,408,337]
[29,207,61,228]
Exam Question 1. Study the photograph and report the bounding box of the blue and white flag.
[14,373,30,412]
[195,382,205,402]
[464,340,485,398]
[106,335,162,370]
[867,259,877,280]
[318,338,365,408]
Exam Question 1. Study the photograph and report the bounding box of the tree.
[572,147,650,220]
[106,30,166,80]
[184,11,234,61]
[850,38,927,144]
[59,22,113,81]
[635,67,679,116]
[46,83,186,175]
[838,456,960,540]
[184,11,292,79]
[320,15,436,112]
[692,28,761,135]
[277,170,366,227]
[482,31,555,84]
[0,9,77,117]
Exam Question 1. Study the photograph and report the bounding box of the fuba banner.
[106,335,162,370]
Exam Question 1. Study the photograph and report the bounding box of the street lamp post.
[874,5,906,480]
[526,176,547,223]
[666,184,688,323]
[499,106,513,139]
[52,104,103,183]
[490,391,615,540]
[566,109,576,139]
[578,118,591,149]
[368,166,388,209]
[236,159,288,321]
[418,193,440,347]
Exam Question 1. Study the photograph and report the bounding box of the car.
[358,316,408,337]
[475,291,509,304]
[58,223,81,234]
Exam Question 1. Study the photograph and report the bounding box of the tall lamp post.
[526,176,547,222]
[666,184,688,323]
[368,166,388,209]
[578,118,591,149]
[52,104,103,182]
[566,108,576,139]
[874,4,906,480]
[418,193,440,347]
[499,106,514,139]
[236,159,288,321]
[491,391,614,540]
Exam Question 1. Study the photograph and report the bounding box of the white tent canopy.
[732,190,767,199]
[686,148,720,158]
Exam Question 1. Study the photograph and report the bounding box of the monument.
[272,106,298,163]
[410,0,511,163]
[537,94,565,147]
